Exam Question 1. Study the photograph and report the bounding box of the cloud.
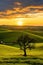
[0,0,43,18]
[0,5,43,18]
[14,2,22,6]
[0,0,43,11]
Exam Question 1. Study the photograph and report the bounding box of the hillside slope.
[0,44,43,57]
[0,44,23,57]
[0,27,43,43]
[0,30,43,43]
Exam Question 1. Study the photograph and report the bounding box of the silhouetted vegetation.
[17,34,36,56]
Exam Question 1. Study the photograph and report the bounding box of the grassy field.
[0,28,43,43]
[25,30,43,36]
[0,44,43,65]
[0,27,43,65]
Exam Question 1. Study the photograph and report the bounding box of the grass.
[0,29,43,42]
[0,44,23,56]
[0,44,43,65]
[25,30,43,36]
[0,30,23,42]
[0,28,43,65]
[0,43,43,56]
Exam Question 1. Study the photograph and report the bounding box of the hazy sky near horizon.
[0,0,43,26]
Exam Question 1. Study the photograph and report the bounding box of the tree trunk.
[24,48,27,56]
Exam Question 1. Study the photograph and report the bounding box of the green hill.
[0,29,43,43]
[0,44,43,65]
[0,44,43,57]
[0,44,23,57]
[0,26,43,65]
[0,26,43,44]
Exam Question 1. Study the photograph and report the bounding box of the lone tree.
[17,34,36,56]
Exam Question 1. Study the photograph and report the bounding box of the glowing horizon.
[0,0,43,26]
[0,13,43,26]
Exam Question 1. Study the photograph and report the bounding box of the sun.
[17,21,23,26]
[15,18,23,26]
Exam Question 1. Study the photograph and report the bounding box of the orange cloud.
[14,2,22,6]
[0,5,43,18]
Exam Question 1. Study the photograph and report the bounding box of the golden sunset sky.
[0,13,43,26]
[0,0,43,26]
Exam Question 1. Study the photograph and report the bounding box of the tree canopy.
[17,34,36,56]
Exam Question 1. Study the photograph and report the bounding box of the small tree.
[17,34,35,56]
